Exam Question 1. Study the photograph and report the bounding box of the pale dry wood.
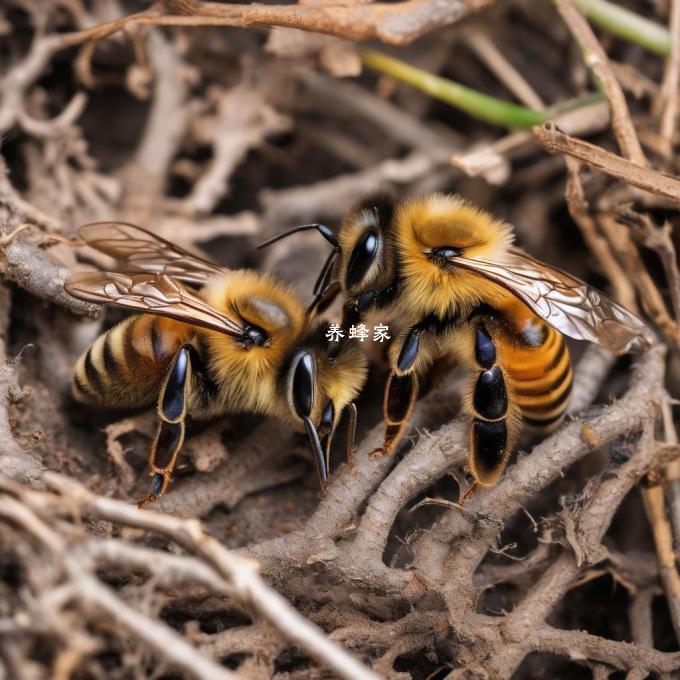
[552,0,647,166]
[3,237,100,317]
[463,29,545,109]
[451,100,610,184]
[598,214,677,352]
[27,0,497,53]
[564,156,637,313]
[35,473,381,680]
[534,123,680,204]
[618,208,680,338]
[642,484,680,643]
[0,493,240,680]
[655,0,680,156]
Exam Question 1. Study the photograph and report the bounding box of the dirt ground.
[1,1,680,678]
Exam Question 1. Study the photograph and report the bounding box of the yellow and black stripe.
[72,315,191,409]
[505,323,572,432]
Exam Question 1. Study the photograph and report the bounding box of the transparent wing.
[65,270,246,338]
[452,247,654,353]
[78,222,223,286]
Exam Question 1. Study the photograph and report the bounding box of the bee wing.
[65,270,247,338]
[452,247,654,353]
[78,222,223,286]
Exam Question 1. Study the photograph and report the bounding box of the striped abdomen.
[72,315,193,409]
[505,323,572,432]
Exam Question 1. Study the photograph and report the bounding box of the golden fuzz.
[197,271,305,418]
[317,341,367,416]
[394,194,516,320]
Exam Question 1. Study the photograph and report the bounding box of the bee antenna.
[307,280,341,317]
[313,248,339,296]
[257,224,338,250]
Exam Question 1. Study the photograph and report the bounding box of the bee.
[259,192,654,493]
[65,223,367,505]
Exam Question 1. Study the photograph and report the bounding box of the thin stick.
[618,209,680,334]
[656,0,680,155]
[39,473,381,680]
[534,124,680,204]
[598,214,678,352]
[642,483,680,644]
[37,0,497,50]
[563,157,636,312]
[659,400,680,617]
[553,0,647,166]
[463,30,545,109]
[0,495,238,680]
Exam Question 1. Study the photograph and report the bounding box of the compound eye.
[320,400,335,430]
[346,230,378,288]
[431,246,462,260]
[244,324,267,347]
[292,352,315,418]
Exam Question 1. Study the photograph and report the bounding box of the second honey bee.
[66,223,367,505]
[260,192,653,493]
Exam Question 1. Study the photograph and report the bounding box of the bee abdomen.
[508,325,572,432]
[72,315,177,408]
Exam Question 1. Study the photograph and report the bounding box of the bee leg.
[138,345,194,508]
[466,323,518,493]
[369,371,419,457]
[370,321,428,457]
[460,482,481,503]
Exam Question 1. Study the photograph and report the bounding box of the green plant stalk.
[361,51,607,130]
[572,0,671,56]
[361,50,548,129]
[363,3,671,130]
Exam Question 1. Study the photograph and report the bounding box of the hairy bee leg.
[467,323,518,489]
[370,320,429,457]
[138,345,193,507]
[369,372,419,457]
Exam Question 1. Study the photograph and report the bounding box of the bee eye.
[291,352,315,418]
[321,400,334,429]
[346,230,379,288]
[431,246,462,260]
[244,324,268,346]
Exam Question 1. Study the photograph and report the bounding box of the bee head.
[338,191,396,297]
[395,194,515,317]
[397,194,513,263]
[285,325,367,485]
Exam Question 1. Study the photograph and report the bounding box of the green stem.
[361,51,607,130]
[572,0,671,56]
[362,0,672,131]
[361,50,548,129]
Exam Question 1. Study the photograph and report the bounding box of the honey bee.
[65,223,367,505]
[259,192,654,493]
